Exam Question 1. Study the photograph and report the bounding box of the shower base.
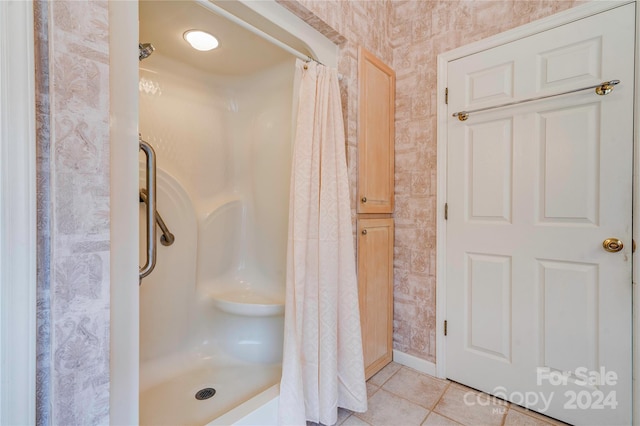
[140,358,281,426]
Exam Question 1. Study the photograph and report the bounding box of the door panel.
[466,118,513,223]
[538,103,600,225]
[446,4,634,425]
[538,37,602,89]
[539,259,599,373]
[466,62,515,105]
[466,253,512,361]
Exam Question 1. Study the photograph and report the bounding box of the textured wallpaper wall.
[35,1,111,424]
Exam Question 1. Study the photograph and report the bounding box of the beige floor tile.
[306,408,354,426]
[504,409,555,426]
[337,408,352,425]
[509,405,570,426]
[367,362,402,387]
[355,389,429,426]
[367,382,379,397]
[434,385,507,426]
[422,412,462,426]
[447,383,507,402]
[341,415,372,426]
[382,367,449,409]
[448,383,509,406]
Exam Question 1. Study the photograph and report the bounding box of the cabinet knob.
[362,229,367,235]
[361,196,367,203]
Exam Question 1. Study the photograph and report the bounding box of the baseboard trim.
[392,350,437,377]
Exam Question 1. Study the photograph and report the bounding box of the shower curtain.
[278,60,367,426]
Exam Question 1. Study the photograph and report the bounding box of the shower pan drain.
[195,388,216,400]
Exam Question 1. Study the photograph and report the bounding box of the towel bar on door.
[452,79,620,121]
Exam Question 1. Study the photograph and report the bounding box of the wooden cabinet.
[356,47,395,379]
[357,46,395,214]
[357,218,394,379]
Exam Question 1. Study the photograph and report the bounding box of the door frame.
[0,1,37,424]
[435,0,638,422]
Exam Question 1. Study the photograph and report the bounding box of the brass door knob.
[361,196,367,203]
[603,238,624,253]
[362,229,367,235]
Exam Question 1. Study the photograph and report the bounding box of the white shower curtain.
[278,60,367,426]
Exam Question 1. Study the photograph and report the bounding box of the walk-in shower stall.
[136,1,326,424]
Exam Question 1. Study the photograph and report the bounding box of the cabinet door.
[357,47,395,214]
[357,218,394,379]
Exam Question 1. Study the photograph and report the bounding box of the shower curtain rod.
[195,0,323,65]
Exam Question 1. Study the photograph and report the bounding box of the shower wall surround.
[279,0,580,363]
[35,1,111,424]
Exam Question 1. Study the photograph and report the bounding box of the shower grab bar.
[139,188,175,247]
[139,139,157,281]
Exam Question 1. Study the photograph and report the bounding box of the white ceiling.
[139,1,301,75]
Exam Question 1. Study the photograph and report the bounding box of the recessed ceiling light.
[183,30,219,51]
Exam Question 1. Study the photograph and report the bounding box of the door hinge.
[445,88,448,105]
[444,320,448,336]
[444,203,448,220]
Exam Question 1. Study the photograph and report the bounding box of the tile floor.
[318,362,570,426]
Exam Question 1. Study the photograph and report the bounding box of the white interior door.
[446,4,634,425]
